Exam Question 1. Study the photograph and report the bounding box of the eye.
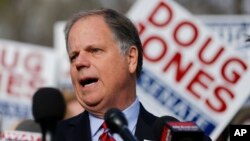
[89,47,103,54]
[69,52,78,63]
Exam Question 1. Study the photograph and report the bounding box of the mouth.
[79,78,98,87]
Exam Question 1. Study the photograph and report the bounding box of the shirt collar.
[89,97,140,137]
[89,113,103,137]
[123,97,140,133]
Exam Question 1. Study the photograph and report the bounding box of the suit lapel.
[61,104,157,141]
[135,103,157,141]
[68,111,92,141]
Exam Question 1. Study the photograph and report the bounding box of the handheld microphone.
[32,87,66,141]
[104,108,138,141]
[153,116,206,141]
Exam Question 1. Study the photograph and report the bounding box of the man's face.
[67,16,138,117]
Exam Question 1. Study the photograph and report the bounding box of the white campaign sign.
[54,22,72,91]
[0,39,56,130]
[0,130,41,141]
[198,15,250,60]
[128,0,250,140]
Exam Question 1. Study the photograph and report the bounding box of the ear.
[127,46,138,74]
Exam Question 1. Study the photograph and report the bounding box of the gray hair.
[64,8,143,78]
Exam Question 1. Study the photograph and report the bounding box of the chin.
[83,98,103,108]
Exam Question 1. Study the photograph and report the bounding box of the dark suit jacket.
[55,103,158,141]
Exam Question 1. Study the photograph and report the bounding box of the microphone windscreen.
[153,116,179,141]
[15,119,41,133]
[104,108,128,133]
[32,87,66,124]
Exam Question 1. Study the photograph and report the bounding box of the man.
[55,8,158,141]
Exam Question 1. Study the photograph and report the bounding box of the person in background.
[55,8,160,141]
[62,90,84,119]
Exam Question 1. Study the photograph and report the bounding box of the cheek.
[96,55,129,82]
[102,62,126,77]
[104,63,129,83]
[70,68,78,83]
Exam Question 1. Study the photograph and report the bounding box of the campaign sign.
[127,0,250,140]
[199,15,250,110]
[0,130,41,141]
[0,39,56,130]
[198,15,250,60]
[54,21,72,91]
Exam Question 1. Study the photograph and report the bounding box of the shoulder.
[135,103,158,140]
[57,112,86,128]
[56,112,88,141]
[138,103,158,123]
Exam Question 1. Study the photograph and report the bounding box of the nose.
[75,52,91,71]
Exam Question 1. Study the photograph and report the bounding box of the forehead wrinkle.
[68,15,121,52]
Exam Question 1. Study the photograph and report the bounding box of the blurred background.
[1,0,250,47]
[1,0,250,141]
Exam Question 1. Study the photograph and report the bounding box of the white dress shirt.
[90,98,140,141]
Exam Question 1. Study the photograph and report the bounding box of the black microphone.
[153,116,211,141]
[32,87,66,141]
[104,108,138,141]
